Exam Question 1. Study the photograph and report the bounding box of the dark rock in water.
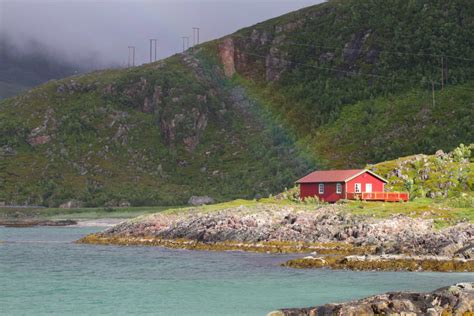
[270,282,474,316]
[188,196,215,206]
[0,219,77,227]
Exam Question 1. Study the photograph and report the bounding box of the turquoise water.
[1,227,473,315]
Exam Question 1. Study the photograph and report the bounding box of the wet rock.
[275,283,474,316]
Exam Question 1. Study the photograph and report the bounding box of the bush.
[452,144,472,162]
[447,194,474,208]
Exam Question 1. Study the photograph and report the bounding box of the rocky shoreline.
[78,203,473,272]
[269,282,474,316]
[0,219,77,227]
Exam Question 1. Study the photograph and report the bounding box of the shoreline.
[0,218,125,228]
[75,202,474,273]
[78,234,474,272]
[269,283,474,315]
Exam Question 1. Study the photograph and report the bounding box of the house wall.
[299,182,345,202]
[346,172,385,193]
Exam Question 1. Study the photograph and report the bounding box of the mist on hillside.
[0,0,323,67]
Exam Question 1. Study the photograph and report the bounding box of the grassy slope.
[223,0,474,167]
[0,53,309,207]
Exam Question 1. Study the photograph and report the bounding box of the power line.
[240,50,474,92]
[232,34,474,63]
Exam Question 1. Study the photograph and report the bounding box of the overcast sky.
[0,0,324,67]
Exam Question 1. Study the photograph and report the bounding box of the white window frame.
[318,183,324,194]
[355,183,362,193]
[336,183,342,194]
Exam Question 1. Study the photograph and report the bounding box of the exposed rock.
[27,108,55,146]
[219,37,236,78]
[188,196,215,206]
[28,135,51,146]
[1,145,16,155]
[56,80,96,94]
[274,283,474,316]
[343,30,372,64]
[455,243,474,259]
[142,85,162,113]
[275,20,303,33]
[93,204,474,258]
[266,47,288,81]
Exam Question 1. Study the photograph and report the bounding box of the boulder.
[188,196,215,206]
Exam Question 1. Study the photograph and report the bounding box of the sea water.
[1,226,473,315]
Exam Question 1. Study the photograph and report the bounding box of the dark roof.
[296,169,387,183]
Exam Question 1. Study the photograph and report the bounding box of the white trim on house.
[319,183,324,194]
[336,183,342,194]
[344,169,388,183]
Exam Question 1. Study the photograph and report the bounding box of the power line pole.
[181,36,190,52]
[445,56,448,85]
[441,56,444,90]
[431,81,436,107]
[149,39,157,63]
[192,27,200,46]
[128,46,135,67]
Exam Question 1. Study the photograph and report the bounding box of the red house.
[296,169,409,202]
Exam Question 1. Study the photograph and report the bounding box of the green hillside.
[0,55,309,206]
[1,0,473,207]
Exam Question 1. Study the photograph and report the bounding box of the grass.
[343,197,474,228]
[4,193,469,227]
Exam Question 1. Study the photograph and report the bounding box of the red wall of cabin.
[346,172,385,193]
[299,182,345,202]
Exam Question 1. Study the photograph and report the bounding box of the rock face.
[219,38,236,78]
[273,283,474,316]
[100,205,473,258]
[188,196,215,206]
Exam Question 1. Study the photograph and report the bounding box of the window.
[319,183,324,194]
[336,183,342,194]
[365,183,372,193]
[355,183,362,193]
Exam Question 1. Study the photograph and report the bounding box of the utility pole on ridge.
[181,36,190,52]
[192,27,200,46]
[149,39,157,63]
[128,46,136,67]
